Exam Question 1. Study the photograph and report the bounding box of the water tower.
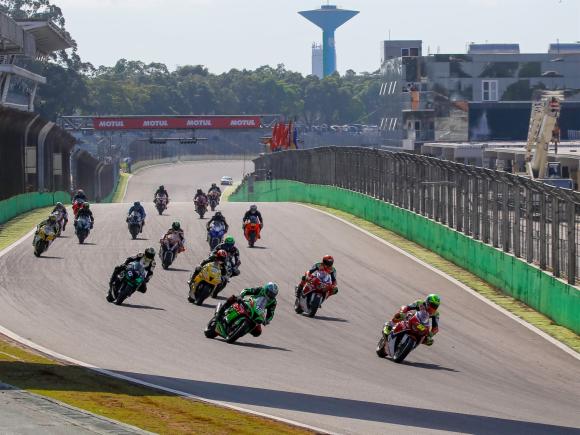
[299,4,359,77]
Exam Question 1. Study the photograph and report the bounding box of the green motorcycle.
[204,296,266,343]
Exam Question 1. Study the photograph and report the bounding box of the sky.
[56,0,580,75]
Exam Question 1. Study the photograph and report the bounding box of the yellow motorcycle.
[33,225,56,257]
[188,262,223,306]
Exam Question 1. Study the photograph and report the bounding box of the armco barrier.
[230,180,580,334]
[0,191,70,225]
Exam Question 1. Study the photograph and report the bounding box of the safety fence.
[250,147,580,286]
[230,179,580,334]
[0,191,71,225]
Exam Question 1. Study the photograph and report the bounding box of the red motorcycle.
[72,199,84,218]
[243,216,261,247]
[294,270,334,318]
[376,309,430,363]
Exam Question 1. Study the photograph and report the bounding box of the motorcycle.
[294,270,333,318]
[51,210,66,237]
[376,309,430,363]
[72,199,84,218]
[208,191,220,211]
[154,194,168,215]
[107,261,146,305]
[33,225,56,257]
[207,221,226,250]
[243,216,261,248]
[188,262,223,305]
[75,215,92,244]
[204,295,266,343]
[195,196,208,219]
[160,233,182,269]
[210,254,239,299]
[127,211,143,240]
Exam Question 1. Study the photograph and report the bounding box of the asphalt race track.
[0,160,579,435]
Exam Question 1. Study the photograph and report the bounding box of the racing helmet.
[250,204,258,212]
[83,202,90,209]
[196,189,203,194]
[48,214,57,223]
[224,236,235,246]
[215,249,227,261]
[134,201,140,206]
[77,189,84,195]
[56,202,63,207]
[264,282,279,299]
[144,247,156,259]
[172,221,181,231]
[159,185,164,190]
[425,293,440,314]
[322,255,334,267]
[211,183,217,187]
[214,211,223,218]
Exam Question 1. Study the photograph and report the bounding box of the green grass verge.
[0,207,54,252]
[111,172,131,203]
[0,337,311,435]
[309,204,580,353]
[221,182,240,202]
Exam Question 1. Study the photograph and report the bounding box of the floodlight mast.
[299,4,359,77]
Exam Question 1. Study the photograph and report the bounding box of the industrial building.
[380,41,580,148]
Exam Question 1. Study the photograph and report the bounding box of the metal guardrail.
[254,147,580,285]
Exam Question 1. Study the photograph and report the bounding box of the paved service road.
[0,161,579,435]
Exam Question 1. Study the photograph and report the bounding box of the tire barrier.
[231,179,580,335]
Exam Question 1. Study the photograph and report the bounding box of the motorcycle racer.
[208,183,222,196]
[242,204,263,228]
[52,202,68,231]
[211,236,240,276]
[188,249,228,287]
[296,255,338,298]
[206,211,229,233]
[194,189,208,203]
[108,248,156,301]
[162,222,185,253]
[72,189,87,203]
[35,214,59,240]
[384,294,440,346]
[127,201,146,232]
[154,185,169,200]
[218,282,278,337]
[75,202,94,229]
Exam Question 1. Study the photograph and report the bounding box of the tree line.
[1,0,382,126]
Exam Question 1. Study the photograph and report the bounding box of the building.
[312,43,323,78]
[380,41,580,148]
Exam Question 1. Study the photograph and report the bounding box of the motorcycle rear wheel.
[294,296,303,314]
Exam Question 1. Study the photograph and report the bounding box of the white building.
[312,43,323,79]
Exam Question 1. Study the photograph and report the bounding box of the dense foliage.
[1,1,381,125]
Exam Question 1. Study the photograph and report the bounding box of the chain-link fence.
[254,147,580,285]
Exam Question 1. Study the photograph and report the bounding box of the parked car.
[220,176,233,185]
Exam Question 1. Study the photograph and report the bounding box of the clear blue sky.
[58,0,580,74]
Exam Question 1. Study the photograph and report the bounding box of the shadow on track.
[401,361,459,372]
[247,246,268,250]
[80,242,97,246]
[122,303,166,311]
[232,342,291,352]
[0,362,575,434]
[167,268,190,272]
[37,256,64,260]
[313,315,348,323]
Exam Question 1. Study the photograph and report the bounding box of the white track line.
[0,224,333,434]
[297,203,580,361]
